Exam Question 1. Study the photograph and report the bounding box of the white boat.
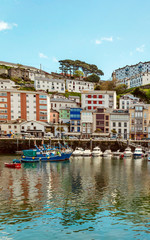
[113,150,122,157]
[72,147,84,156]
[123,147,132,158]
[91,147,102,157]
[103,149,112,158]
[82,149,91,156]
[133,146,144,158]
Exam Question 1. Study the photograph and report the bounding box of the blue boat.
[21,146,72,163]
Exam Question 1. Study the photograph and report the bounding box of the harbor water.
[0,155,150,239]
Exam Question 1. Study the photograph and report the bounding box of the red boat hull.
[5,163,21,168]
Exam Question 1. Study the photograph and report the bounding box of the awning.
[64,132,81,136]
[92,133,110,136]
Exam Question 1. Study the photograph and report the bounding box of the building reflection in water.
[0,155,150,229]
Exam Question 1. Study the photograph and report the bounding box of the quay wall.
[0,138,148,154]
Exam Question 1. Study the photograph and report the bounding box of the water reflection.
[0,155,150,239]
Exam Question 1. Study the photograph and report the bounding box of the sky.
[0,0,150,80]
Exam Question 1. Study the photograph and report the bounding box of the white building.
[113,61,150,88]
[0,78,18,89]
[20,120,51,137]
[34,77,65,93]
[51,98,78,112]
[110,109,130,139]
[113,61,150,81]
[119,94,140,109]
[66,79,94,93]
[81,90,116,110]
[0,90,50,122]
[0,120,23,135]
[81,109,93,138]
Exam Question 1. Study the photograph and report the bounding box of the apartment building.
[93,108,110,135]
[66,79,94,93]
[50,110,59,124]
[80,109,93,138]
[70,108,82,133]
[119,94,140,109]
[0,90,50,122]
[34,77,65,93]
[113,61,150,81]
[59,107,70,123]
[81,90,116,110]
[51,98,78,112]
[129,103,150,139]
[110,110,130,139]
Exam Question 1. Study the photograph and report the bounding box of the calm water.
[0,155,150,240]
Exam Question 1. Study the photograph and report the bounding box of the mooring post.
[90,138,92,151]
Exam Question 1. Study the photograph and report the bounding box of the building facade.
[34,77,65,93]
[50,110,59,124]
[0,90,50,122]
[81,90,116,110]
[66,79,94,93]
[119,94,140,109]
[59,108,70,123]
[110,110,130,139]
[0,78,18,90]
[113,61,150,88]
[129,104,150,139]
[93,108,110,135]
[70,108,82,133]
[51,98,78,112]
[80,110,93,138]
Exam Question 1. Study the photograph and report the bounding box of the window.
[113,122,116,127]
[118,122,121,127]
[22,126,24,130]
[124,122,127,127]
[99,101,102,104]
[8,125,11,129]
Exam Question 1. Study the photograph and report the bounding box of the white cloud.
[0,21,17,31]
[95,39,102,44]
[136,44,145,53]
[52,57,58,63]
[101,37,113,42]
[39,53,48,59]
[95,36,113,45]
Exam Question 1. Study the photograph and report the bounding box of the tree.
[115,84,127,95]
[85,74,100,83]
[73,70,84,79]
[95,85,101,90]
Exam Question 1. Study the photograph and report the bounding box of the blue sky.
[0,0,150,80]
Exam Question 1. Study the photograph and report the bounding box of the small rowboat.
[5,163,21,168]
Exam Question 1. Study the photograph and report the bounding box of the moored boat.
[91,147,102,157]
[5,163,21,168]
[123,147,132,158]
[133,146,144,158]
[21,147,72,163]
[72,148,84,156]
[103,149,112,158]
[147,151,150,161]
[82,149,91,156]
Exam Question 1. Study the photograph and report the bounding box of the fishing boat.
[82,149,91,156]
[72,148,84,156]
[133,146,144,158]
[123,147,132,158]
[21,146,72,163]
[103,149,112,158]
[91,147,102,157]
[5,163,21,168]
